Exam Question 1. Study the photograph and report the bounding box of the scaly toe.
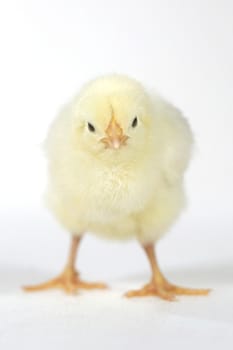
[164,283,211,296]
[23,277,62,292]
[125,284,177,301]
[78,281,108,290]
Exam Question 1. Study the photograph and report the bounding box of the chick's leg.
[125,244,210,301]
[23,236,107,294]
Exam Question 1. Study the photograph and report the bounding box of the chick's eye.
[132,116,138,128]
[87,122,95,132]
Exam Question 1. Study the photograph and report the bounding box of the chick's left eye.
[132,116,138,128]
[87,122,95,132]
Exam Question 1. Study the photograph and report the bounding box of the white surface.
[0,0,232,349]
[0,209,233,349]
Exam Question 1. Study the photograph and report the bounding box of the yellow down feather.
[45,74,193,244]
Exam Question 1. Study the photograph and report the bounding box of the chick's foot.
[126,244,211,300]
[125,279,210,301]
[23,267,107,294]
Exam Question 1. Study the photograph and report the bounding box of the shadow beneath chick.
[166,262,233,287]
[0,261,232,295]
[0,265,52,294]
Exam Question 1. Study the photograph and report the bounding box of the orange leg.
[125,244,210,301]
[23,236,107,294]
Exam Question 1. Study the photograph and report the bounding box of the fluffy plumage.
[45,74,193,244]
[24,74,210,299]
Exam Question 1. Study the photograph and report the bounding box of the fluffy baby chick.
[25,75,209,300]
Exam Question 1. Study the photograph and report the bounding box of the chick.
[24,75,210,300]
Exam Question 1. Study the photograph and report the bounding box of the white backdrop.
[0,1,232,349]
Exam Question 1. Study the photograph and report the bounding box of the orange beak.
[100,116,129,149]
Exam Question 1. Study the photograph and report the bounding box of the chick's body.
[25,75,209,300]
[46,75,192,244]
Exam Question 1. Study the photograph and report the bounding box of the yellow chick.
[25,75,210,300]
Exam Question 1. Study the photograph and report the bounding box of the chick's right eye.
[87,122,95,132]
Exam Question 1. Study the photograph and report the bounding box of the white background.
[0,0,232,349]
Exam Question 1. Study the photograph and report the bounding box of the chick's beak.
[100,116,129,149]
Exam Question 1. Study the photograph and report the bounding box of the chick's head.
[71,75,154,162]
